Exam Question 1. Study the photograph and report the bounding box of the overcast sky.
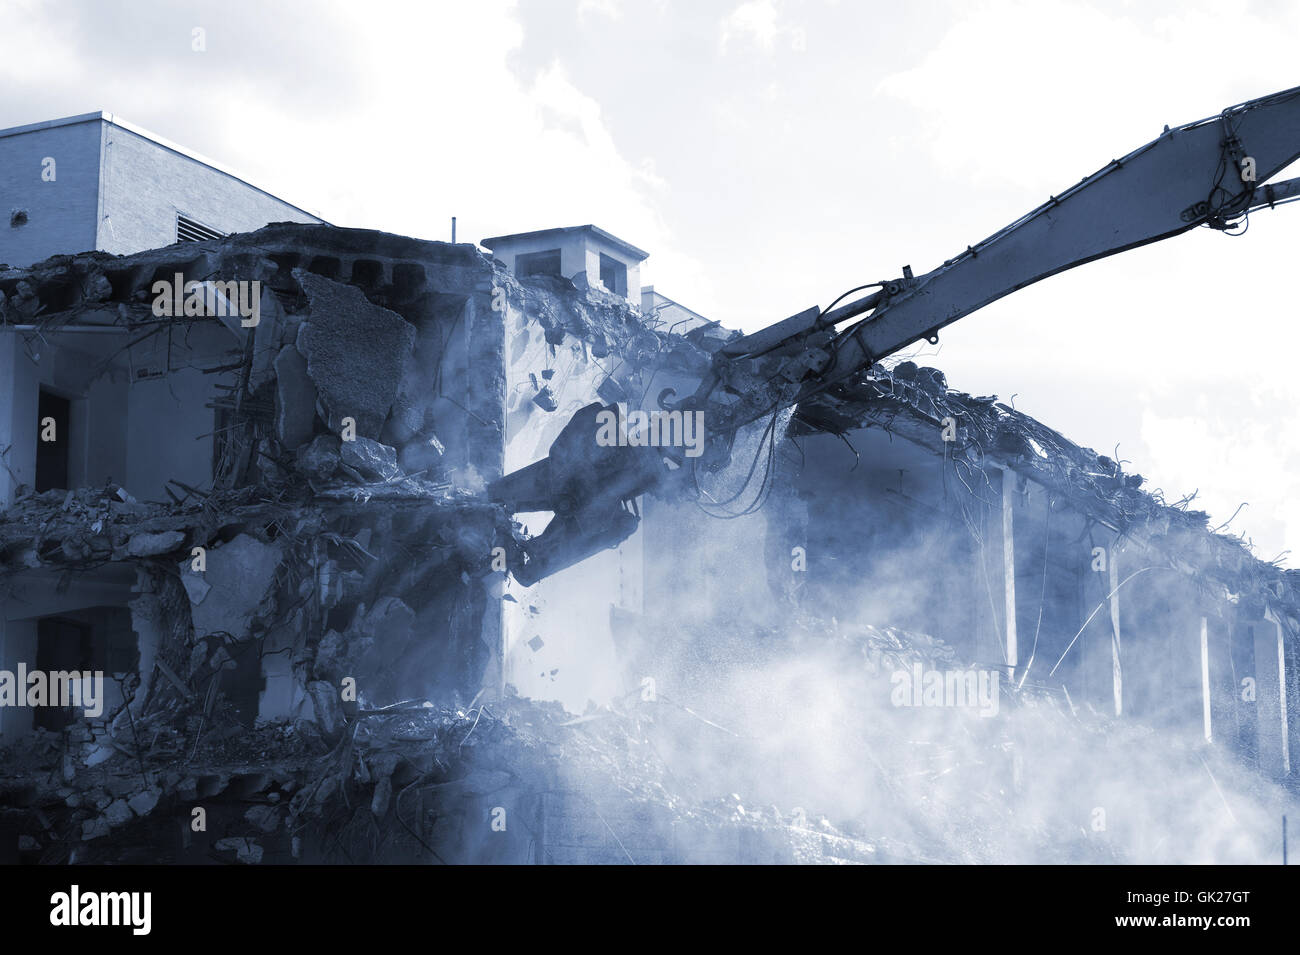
[5,0,1300,564]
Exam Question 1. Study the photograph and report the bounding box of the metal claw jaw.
[488,402,670,585]
[657,387,686,413]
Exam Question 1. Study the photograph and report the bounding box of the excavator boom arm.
[493,85,1300,584]
[702,85,1300,433]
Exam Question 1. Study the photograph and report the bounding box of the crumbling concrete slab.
[104,798,133,827]
[214,836,264,864]
[125,530,186,557]
[340,436,401,482]
[293,270,415,439]
[308,681,344,742]
[274,343,318,450]
[249,286,287,395]
[297,434,341,483]
[180,534,283,640]
[179,573,211,605]
[127,787,161,816]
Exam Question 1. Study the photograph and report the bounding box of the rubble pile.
[0,223,736,863]
[1,596,1288,863]
[0,684,892,864]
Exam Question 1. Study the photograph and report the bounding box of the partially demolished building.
[1,221,1296,864]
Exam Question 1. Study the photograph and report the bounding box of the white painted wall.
[487,230,644,304]
[0,331,130,506]
[500,303,644,712]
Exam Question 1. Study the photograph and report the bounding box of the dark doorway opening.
[33,617,92,731]
[35,390,70,493]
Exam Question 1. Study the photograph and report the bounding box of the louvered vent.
[176,213,225,242]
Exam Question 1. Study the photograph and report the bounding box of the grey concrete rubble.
[1,222,1296,864]
[0,222,730,863]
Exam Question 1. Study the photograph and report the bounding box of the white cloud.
[577,0,621,21]
[876,0,1300,190]
[865,0,1300,564]
[1139,386,1300,564]
[0,1,682,275]
[719,0,803,53]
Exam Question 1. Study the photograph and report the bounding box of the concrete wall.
[0,319,238,509]
[123,361,222,503]
[98,122,321,255]
[0,334,17,506]
[762,427,987,659]
[0,618,37,737]
[0,115,322,268]
[0,332,130,508]
[581,243,640,301]
[488,233,586,286]
[0,119,100,268]
[488,231,643,303]
[0,564,138,740]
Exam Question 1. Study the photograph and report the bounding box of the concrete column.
[0,332,17,509]
[1200,616,1212,742]
[1281,619,1292,777]
[1001,469,1018,672]
[1108,543,1123,717]
[1256,614,1291,776]
[0,616,7,739]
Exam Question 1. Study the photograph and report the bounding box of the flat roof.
[481,224,649,261]
[642,286,711,322]
[0,111,327,223]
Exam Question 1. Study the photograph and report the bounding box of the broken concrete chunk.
[313,630,348,683]
[385,395,428,448]
[297,434,341,484]
[293,270,415,439]
[892,360,919,381]
[274,343,318,450]
[79,268,113,303]
[308,680,345,742]
[357,595,414,643]
[184,534,283,640]
[81,817,111,841]
[214,837,264,865]
[127,787,161,816]
[179,572,211,606]
[339,436,401,482]
[84,744,115,768]
[914,366,947,395]
[371,775,393,818]
[396,431,445,477]
[249,286,286,395]
[104,799,133,827]
[532,385,559,412]
[125,529,185,557]
[244,804,281,833]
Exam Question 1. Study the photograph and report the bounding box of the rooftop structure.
[0,111,325,268]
